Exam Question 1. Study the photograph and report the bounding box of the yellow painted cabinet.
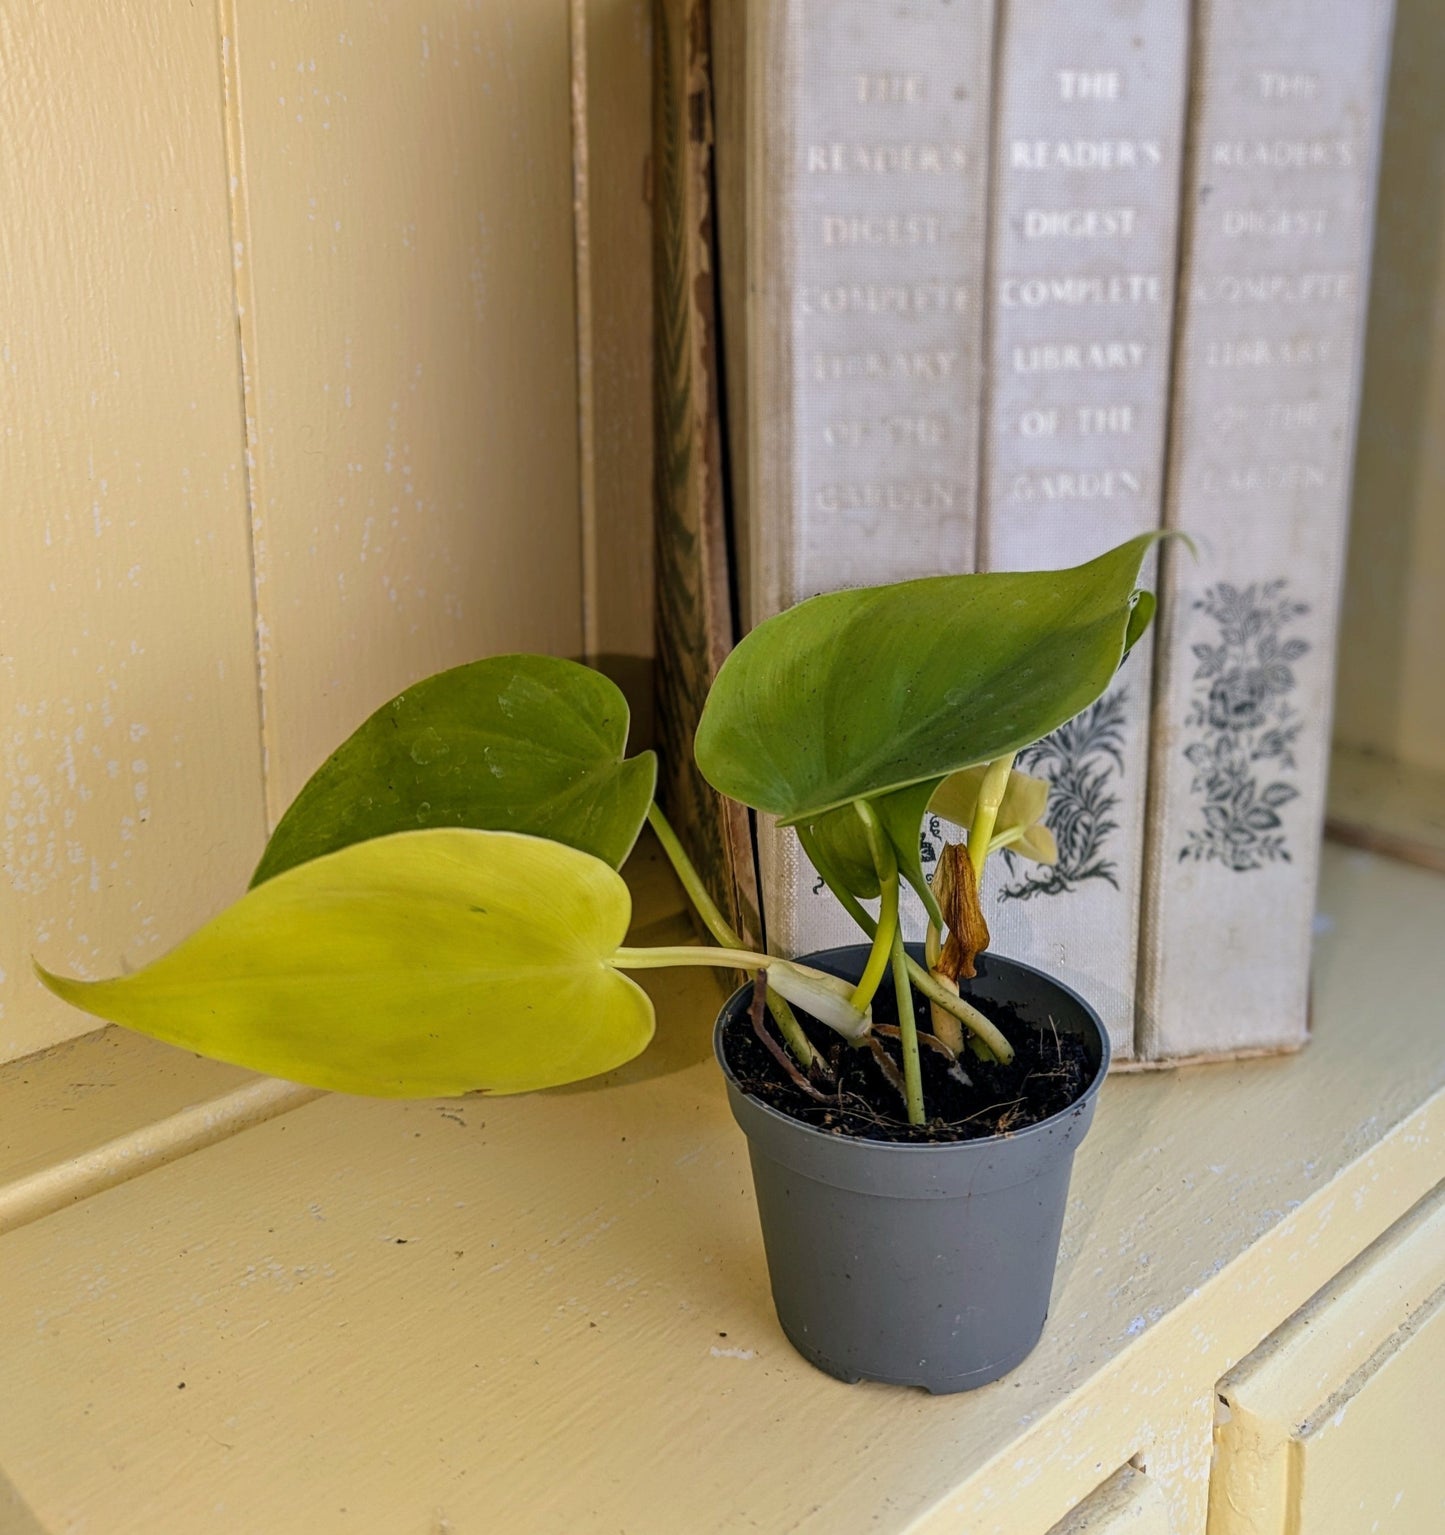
[1048,1467,1171,1535]
[1208,1182,1445,1535]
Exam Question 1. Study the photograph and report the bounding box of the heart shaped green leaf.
[801,780,941,921]
[252,655,656,886]
[39,829,654,1098]
[695,535,1162,825]
[799,803,883,900]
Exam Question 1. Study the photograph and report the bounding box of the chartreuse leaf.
[694,535,1163,826]
[38,829,653,1098]
[252,655,656,886]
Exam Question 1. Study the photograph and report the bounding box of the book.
[1138,0,1396,1059]
[652,0,762,950]
[712,0,997,959]
[973,0,1190,1061]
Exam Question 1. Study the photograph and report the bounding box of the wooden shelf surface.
[0,839,1441,1534]
[1326,743,1445,874]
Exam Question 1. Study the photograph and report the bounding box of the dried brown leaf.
[935,842,989,981]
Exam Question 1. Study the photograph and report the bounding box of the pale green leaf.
[1014,822,1058,865]
[252,655,656,885]
[766,964,870,1040]
[930,765,1050,839]
[39,829,654,1098]
[694,535,1163,824]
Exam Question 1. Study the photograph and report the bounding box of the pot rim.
[713,945,1112,1156]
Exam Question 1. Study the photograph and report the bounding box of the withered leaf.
[934,842,990,981]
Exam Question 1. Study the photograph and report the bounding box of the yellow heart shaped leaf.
[37,829,653,1098]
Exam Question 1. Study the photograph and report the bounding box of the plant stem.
[906,964,1015,1064]
[609,945,868,1041]
[967,752,1017,880]
[609,944,780,971]
[795,816,1014,1063]
[888,926,926,1125]
[763,991,818,1073]
[810,873,1014,1064]
[847,803,899,1014]
[845,801,926,1121]
[646,803,818,1069]
[645,802,734,948]
[927,969,965,1056]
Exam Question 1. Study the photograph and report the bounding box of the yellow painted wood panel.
[0,0,268,1064]
[1208,1183,1445,1535]
[1326,743,1445,875]
[0,844,1441,1534]
[230,1,585,822]
[1294,1293,1445,1533]
[1138,1389,1214,1535]
[1048,1467,1169,1535]
[0,1465,46,1535]
[0,1028,315,1236]
[1336,0,1445,775]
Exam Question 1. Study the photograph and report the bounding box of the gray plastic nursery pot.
[715,944,1109,1394]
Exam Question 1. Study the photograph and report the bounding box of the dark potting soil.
[721,979,1093,1145]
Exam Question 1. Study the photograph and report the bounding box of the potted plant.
[38,535,1161,1392]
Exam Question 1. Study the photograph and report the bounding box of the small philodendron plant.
[39,536,1163,1126]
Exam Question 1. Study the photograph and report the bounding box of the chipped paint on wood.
[0,0,269,1063]
[1210,1184,1445,1535]
[2,1,606,1063]
[1045,1464,1169,1534]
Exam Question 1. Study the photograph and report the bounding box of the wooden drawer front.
[1048,1466,1170,1535]
[1209,1181,1445,1535]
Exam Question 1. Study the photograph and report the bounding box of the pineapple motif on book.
[1178,581,1310,871]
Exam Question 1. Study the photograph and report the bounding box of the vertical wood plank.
[1208,1185,1445,1535]
[230,1,585,820]
[1141,1390,1213,1535]
[0,1,267,1062]
[1336,0,1445,775]
[581,0,656,733]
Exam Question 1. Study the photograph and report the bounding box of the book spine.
[1138,0,1395,1058]
[731,0,997,958]
[973,0,1189,1060]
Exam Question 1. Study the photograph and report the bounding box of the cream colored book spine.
[973,0,1189,1060]
[713,0,997,958]
[1138,0,1396,1059]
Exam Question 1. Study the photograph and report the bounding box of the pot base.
[719,946,1109,1392]
[778,1316,1047,1394]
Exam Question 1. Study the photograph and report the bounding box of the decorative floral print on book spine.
[1179,581,1310,871]
[999,689,1129,902]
